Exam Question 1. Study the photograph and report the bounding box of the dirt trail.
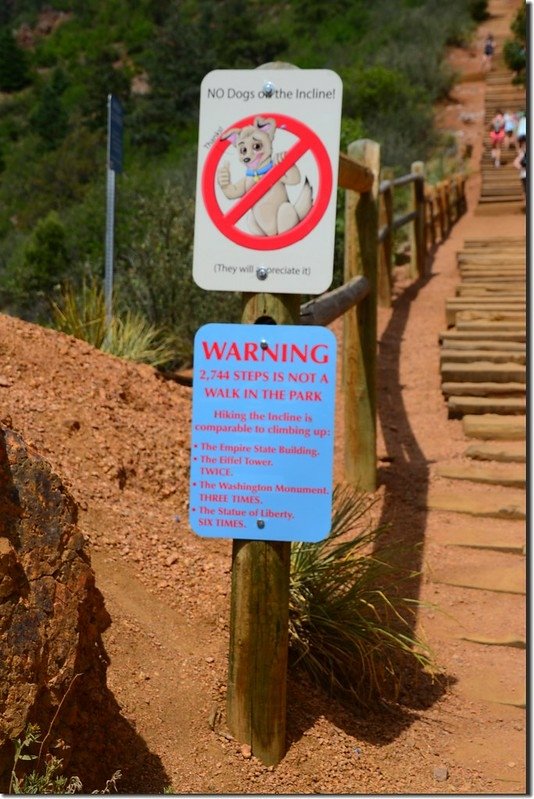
[0,0,526,793]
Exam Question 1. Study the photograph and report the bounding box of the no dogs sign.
[193,70,342,295]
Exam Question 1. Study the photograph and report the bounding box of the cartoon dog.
[217,116,313,236]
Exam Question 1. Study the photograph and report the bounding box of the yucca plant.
[50,279,177,368]
[101,311,177,367]
[50,278,108,349]
[289,484,435,705]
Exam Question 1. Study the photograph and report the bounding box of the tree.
[30,80,69,150]
[131,0,286,152]
[22,211,71,296]
[0,27,31,92]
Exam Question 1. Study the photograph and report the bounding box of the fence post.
[378,168,394,307]
[409,161,425,278]
[427,187,437,250]
[443,178,452,233]
[343,138,379,492]
[436,181,446,241]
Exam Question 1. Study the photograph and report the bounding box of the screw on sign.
[202,113,333,250]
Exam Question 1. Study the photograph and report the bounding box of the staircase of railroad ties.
[427,55,526,738]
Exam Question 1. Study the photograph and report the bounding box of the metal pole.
[104,165,115,328]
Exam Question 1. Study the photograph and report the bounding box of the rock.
[433,765,449,782]
[240,744,252,759]
[0,425,111,790]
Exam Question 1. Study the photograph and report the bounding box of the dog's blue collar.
[246,161,273,179]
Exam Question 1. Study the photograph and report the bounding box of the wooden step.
[442,381,525,397]
[432,563,526,595]
[440,524,525,555]
[457,255,525,265]
[459,262,525,271]
[448,395,526,417]
[463,238,524,247]
[456,311,526,324]
[440,330,526,343]
[440,362,525,383]
[447,306,525,325]
[478,194,525,204]
[475,201,526,216]
[441,338,525,351]
[459,270,525,281]
[439,349,525,364]
[463,414,526,440]
[448,295,526,304]
[456,287,525,297]
[436,462,525,488]
[460,275,525,285]
[427,488,526,520]
[455,320,525,334]
[456,278,527,297]
[465,440,526,463]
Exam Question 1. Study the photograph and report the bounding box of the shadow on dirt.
[374,270,438,619]
[66,678,171,793]
[285,666,455,750]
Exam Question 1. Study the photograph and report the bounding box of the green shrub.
[0,27,31,92]
[0,211,71,311]
[341,65,434,169]
[468,0,489,21]
[503,40,526,74]
[289,484,435,703]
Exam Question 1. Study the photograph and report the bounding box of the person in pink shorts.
[489,110,505,167]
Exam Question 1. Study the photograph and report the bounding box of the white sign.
[193,69,342,295]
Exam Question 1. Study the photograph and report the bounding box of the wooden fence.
[302,139,467,491]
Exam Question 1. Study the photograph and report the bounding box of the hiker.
[503,110,518,150]
[482,34,495,70]
[516,110,527,144]
[489,110,505,167]
[513,135,527,196]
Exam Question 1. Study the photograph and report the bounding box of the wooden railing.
[301,139,467,491]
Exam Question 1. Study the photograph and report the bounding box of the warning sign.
[193,70,342,295]
[189,323,336,542]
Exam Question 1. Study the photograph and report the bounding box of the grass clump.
[289,484,434,705]
[50,278,177,368]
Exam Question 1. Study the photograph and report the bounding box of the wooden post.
[459,175,467,216]
[409,161,425,278]
[343,139,379,491]
[442,178,452,233]
[436,181,446,241]
[225,278,299,769]
[378,168,394,307]
[425,186,434,252]
[227,538,290,765]
[427,187,436,249]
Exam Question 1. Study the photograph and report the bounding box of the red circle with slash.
[202,113,333,250]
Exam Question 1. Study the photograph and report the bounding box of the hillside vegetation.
[0,0,487,366]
